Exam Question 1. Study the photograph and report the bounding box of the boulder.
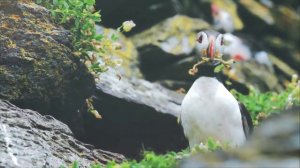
[95,25,142,78]
[95,0,214,36]
[229,61,282,91]
[82,70,188,158]
[0,99,125,168]
[178,107,300,168]
[263,36,300,72]
[236,0,300,72]
[95,0,177,35]
[131,15,210,81]
[0,0,95,119]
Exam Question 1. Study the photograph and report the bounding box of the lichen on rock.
[0,0,95,118]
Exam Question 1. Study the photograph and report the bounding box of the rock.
[0,0,95,119]
[245,107,300,155]
[227,61,282,91]
[263,36,300,72]
[0,99,125,168]
[132,15,210,56]
[236,1,299,71]
[268,54,298,77]
[131,15,210,81]
[239,0,275,25]
[95,0,215,36]
[95,0,177,35]
[82,70,188,158]
[273,5,300,42]
[95,25,142,78]
[178,107,300,168]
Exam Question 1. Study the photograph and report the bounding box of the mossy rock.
[95,25,142,78]
[0,0,95,118]
[131,15,210,81]
[132,15,210,56]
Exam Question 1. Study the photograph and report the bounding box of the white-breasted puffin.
[181,30,253,148]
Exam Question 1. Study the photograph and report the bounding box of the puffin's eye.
[220,36,224,46]
[197,35,203,43]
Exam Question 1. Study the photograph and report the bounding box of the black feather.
[239,102,254,139]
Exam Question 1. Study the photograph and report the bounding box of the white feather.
[181,77,246,148]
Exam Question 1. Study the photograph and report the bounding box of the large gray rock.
[0,100,125,168]
[178,107,300,168]
[82,70,188,158]
[95,0,212,35]
[131,15,210,81]
[95,25,142,78]
[233,61,282,91]
[0,0,95,119]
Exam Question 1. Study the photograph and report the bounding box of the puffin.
[181,30,253,148]
[211,4,235,33]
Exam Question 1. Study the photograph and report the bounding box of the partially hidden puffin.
[181,30,253,148]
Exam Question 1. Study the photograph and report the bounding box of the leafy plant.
[99,139,223,168]
[62,141,223,168]
[36,0,135,76]
[105,152,178,168]
[36,0,135,118]
[232,75,300,125]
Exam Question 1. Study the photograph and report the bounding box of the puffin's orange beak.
[207,37,215,59]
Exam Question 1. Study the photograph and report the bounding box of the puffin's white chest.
[181,77,245,147]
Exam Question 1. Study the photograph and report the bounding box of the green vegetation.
[62,138,223,168]
[232,75,300,125]
[36,0,135,118]
[36,0,134,76]
[103,138,224,168]
[37,0,106,73]
[105,152,178,168]
[62,152,180,168]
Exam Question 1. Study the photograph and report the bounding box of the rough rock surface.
[95,25,142,78]
[179,107,300,168]
[96,0,299,90]
[232,61,281,91]
[95,0,213,35]
[95,0,177,35]
[0,0,95,118]
[0,100,125,168]
[82,70,188,158]
[131,15,210,81]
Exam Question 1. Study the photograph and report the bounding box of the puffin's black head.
[196,30,225,63]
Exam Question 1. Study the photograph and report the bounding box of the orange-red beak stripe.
[209,38,215,59]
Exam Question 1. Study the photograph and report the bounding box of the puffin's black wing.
[239,103,253,139]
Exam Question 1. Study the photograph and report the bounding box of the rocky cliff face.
[0,0,95,120]
[0,100,124,168]
[83,70,188,158]
[96,0,299,92]
[0,0,299,166]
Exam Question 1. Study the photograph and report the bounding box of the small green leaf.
[225,80,232,86]
[94,34,104,40]
[111,34,118,41]
[72,161,79,168]
[214,64,224,73]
